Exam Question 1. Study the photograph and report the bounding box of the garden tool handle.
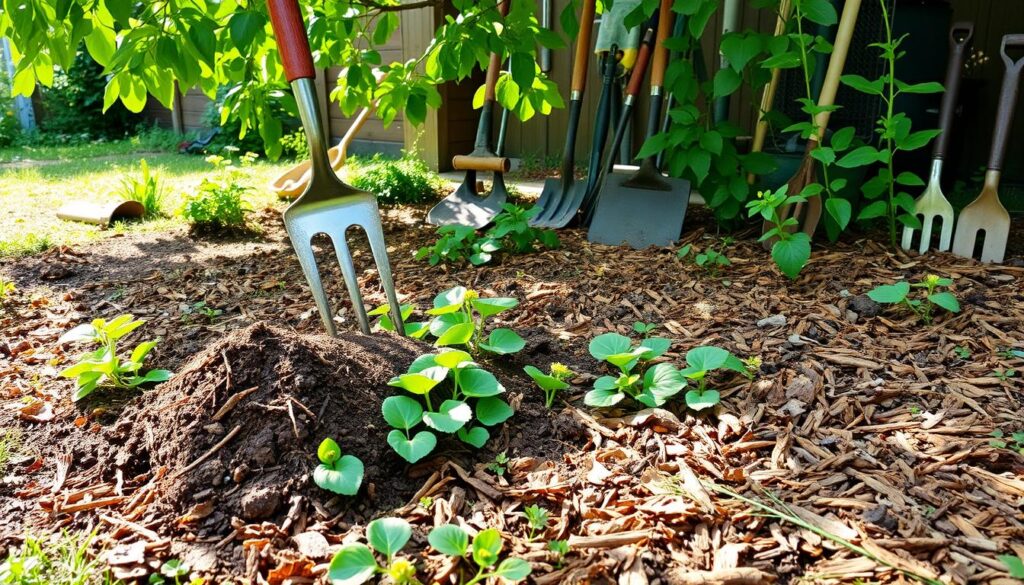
[452,155,511,172]
[626,28,655,98]
[990,34,1024,171]
[484,0,511,101]
[267,0,316,82]
[811,0,861,143]
[650,0,673,89]
[570,0,597,94]
[933,22,973,161]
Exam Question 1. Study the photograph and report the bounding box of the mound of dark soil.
[109,322,430,528]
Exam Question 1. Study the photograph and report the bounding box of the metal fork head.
[901,161,955,254]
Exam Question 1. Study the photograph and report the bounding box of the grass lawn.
[0,144,294,258]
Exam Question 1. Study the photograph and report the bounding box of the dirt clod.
[849,294,881,317]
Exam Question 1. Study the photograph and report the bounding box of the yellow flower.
[464,289,479,303]
[387,558,417,584]
[550,363,573,380]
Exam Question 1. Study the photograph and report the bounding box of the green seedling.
[328,518,420,585]
[988,429,1024,455]
[746,185,817,279]
[418,496,434,509]
[996,347,1024,360]
[376,286,525,356]
[632,321,658,335]
[183,301,222,323]
[523,504,549,541]
[58,314,173,401]
[677,238,733,278]
[523,363,574,408]
[954,346,971,359]
[1000,554,1024,579]
[547,539,569,568]
[0,277,15,302]
[487,451,510,476]
[680,346,751,411]
[993,369,1017,382]
[120,158,167,219]
[313,438,364,496]
[415,225,500,267]
[584,331,684,409]
[415,204,558,266]
[866,275,960,325]
[148,559,199,585]
[384,350,514,463]
[427,525,532,585]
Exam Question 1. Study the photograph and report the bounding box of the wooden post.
[400,3,442,169]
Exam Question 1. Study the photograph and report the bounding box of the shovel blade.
[427,177,506,228]
[530,178,566,227]
[587,172,692,249]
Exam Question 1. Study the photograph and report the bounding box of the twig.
[99,513,161,541]
[212,386,259,421]
[171,425,242,479]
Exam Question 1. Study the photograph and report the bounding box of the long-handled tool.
[427,2,510,228]
[748,0,792,185]
[714,0,742,125]
[530,0,596,228]
[761,0,861,246]
[587,0,690,248]
[581,25,656,227]
[951,34,1024,264]
[268,0,404,336]
[901,23,973,254]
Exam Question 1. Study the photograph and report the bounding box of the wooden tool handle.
[452,155,511,172]
[812,0,861,141]
[748,0,792,184]
[990,34,1024,171]
[570,0,597,93]
[626,28,655,98]
[933,22,973,160]
[484,0,511,101]
[267,0,316,82]
[650,0,673,89]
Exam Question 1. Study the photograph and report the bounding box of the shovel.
[901,23,973,254]
[427,2,510,229]
[530,0,596,228]
[587,0,690,248]
[268,0,404,337]
[762,0,861,247]
[951,34,1024,264]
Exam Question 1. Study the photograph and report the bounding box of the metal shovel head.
[427,172,507,229]
[587,171,691,249]
[901,173,954,254]
[951,181,1010,263]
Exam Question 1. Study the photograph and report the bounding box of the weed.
[681,346,751,411]
[953,346,971,359]
[148,558,200,585]
[677,237,733,278]
[180,153,256,230]
[992,369,1017,382]
[487,451,510,476]
[427,524,531,584]
[547,539,569,568]
[327,518,419,585]
[118,159,167,218]
[182,301,222,324]
[415,204,558,266]
[747,185,816,279]
[384,350,513,463]
[988,429,1024,454]
[523,505,549,541]
[313,438,363,496]
[418,496,434,510]
[0,429,22,474]
[348,152,442,206]
[57,314,172,401]
[524,363,574,408]
[584,330,683,409]
[0,531,114,585]
[867,275,960,325]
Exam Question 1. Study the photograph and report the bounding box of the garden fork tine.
[269,0,404,336]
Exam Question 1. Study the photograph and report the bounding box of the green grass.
[0,147,293,258]
[0,531,119,585]
[0,428,21,474]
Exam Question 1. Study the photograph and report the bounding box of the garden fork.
[268,0,404,336]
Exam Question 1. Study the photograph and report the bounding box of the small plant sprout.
[547,539,569,567]
[383,350,514,463]
[328,518,419,585]
[427,525,532,584]
[746,185,817,279]
[487,451,510,476]
[866,275,960,325]
[523,363,574,408]
[1000,554,1024,579]
[680,346,751,411]
[988,429,1024,454]
[954,345,972,359]
[993,368,1017,382]
[584,331,685,409]
[148,559,193,585]
[523,505,550,541]
[677,238,733,278]
[632,321,658,335]
[742,356,762,374]
[418,496,434,509]
[183,301,222,324]
[312,438,364,496]
[374,286,525,355]
[0,276,15,302]
[58,314,173,401]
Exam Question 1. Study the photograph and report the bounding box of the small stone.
[849,294,881,317]
[232,464,250,484]
[292,531,330,559]
[787,334,806,346]
[839,289,852,298]
[204,423,225,435]
[863,504,897,531]
[757,314,787,328]
[241,485,281,520]
[846,310,859,323]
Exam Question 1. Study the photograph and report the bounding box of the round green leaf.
[493,558,532,581]
[428,524,469,557]
[589,333,632,361]
[313,455,364,496]
[457,368,503,398]
[479,328,525,355]
[427,286,467,315]
[471,297,518,318]
[867,281,910,304]
[771,234,811,280]
[584,387,625,407]
[318,437,342,465]
[388,371,445,395]
[475,397,513,426]
[685,346,731,372]
[408,353,440,373]
[422,400,472,433]
[434,349,473,369]
[928,291,960,313]
[436,322,475,347]
[381,396,424,430]
[523,366,569,392]
[685,389,720,411]
[638,337,671,360]
[327,544,378,585]
[367,517,412,559]
[471,528,503,568]
[643,363,686,401]
[387,429,437,463]
[605,350,643,370]
[457,425,490,448]
[429,312,471,338]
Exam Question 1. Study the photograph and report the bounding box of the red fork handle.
[267,0,316,82]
